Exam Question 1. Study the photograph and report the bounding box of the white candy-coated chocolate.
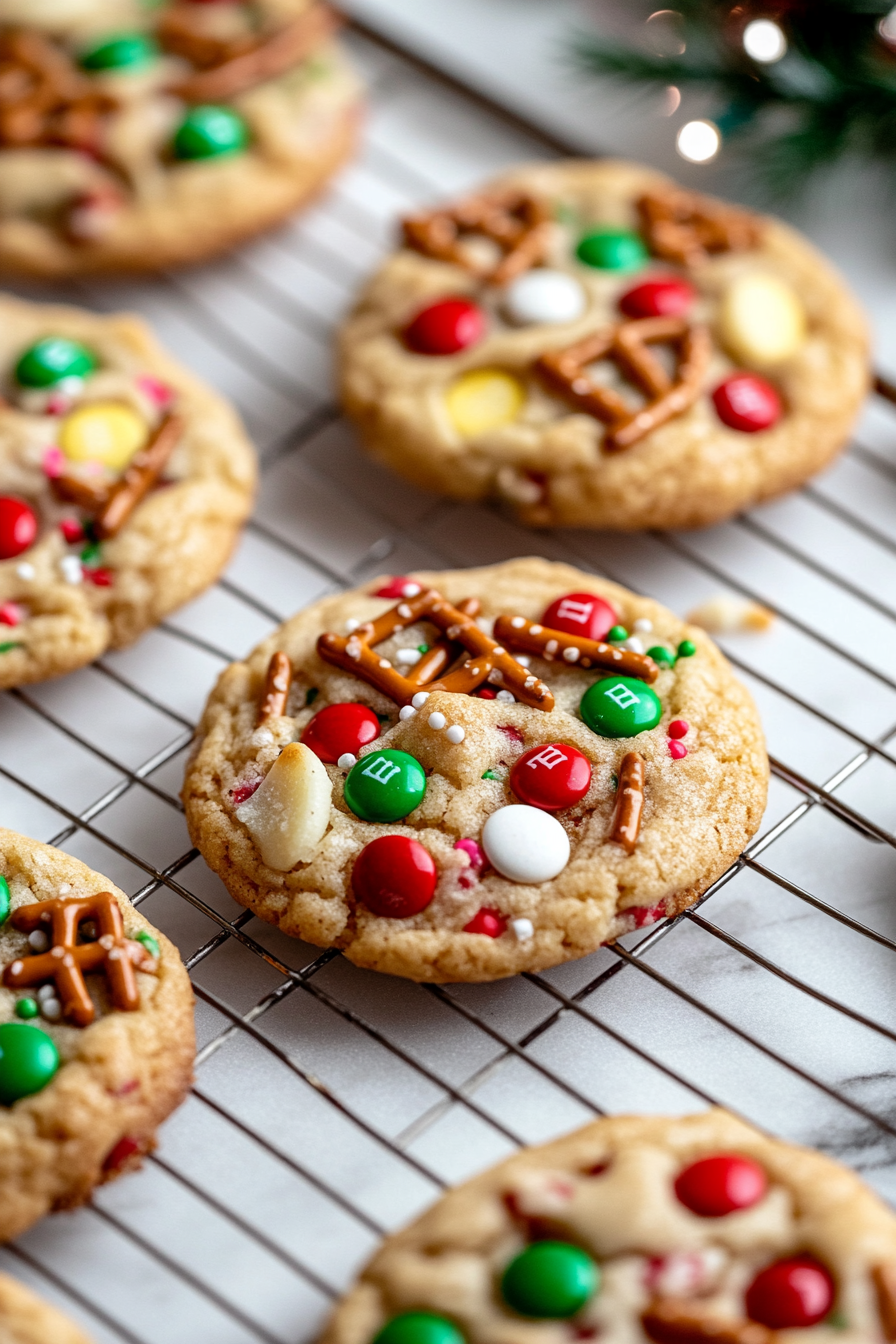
[482,804,570,883]
[236,743,331,871]
[719,272,806,366]
[503,268,587,326]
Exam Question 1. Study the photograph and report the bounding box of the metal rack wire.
[2,23,896,1344]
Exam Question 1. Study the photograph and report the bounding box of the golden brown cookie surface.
[183,558,768,982]
[339,160,869,530]
[0,828,195,1243]
[0,1274,94,1344]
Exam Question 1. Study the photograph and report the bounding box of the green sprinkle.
[0,875,9,925]
[305,687,319,706]
[0,642,22,654]
[482,769,504,781]
[677,639,697,659]
[135,930,160,959]
[417,644,430,654]
[14,998,39,1021]
[80,541,102,565]
[647,645,675,668]
[606,625,628,643]
[826,1310,848,1330]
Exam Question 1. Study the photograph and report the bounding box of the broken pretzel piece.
[257,651,292,725]
[536,316,711,452]
[0,28,117,152]
[52,413,182,541]
[494,614,658,684]
[639,188,762,269]
[610,751,645,854]
[402,189,552,286]
[642,1298,775,1344]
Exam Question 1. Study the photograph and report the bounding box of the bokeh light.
[676,119,721,163]
[743,18,787,63]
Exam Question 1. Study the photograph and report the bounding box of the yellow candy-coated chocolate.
[59,402,149,471]
[445,369,526,438]
[719,273,807,367]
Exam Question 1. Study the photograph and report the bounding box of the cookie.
[0,828,195,1243]
[182,557,768,982]
[0,292,256,689]
[0,0,361,277]
[0,1274,93,1344]
[338,159,869,531]
[319,1109,896,1344]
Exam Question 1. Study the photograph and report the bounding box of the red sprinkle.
[475,687,497,699]
[668,740,688,760]
[136,374,174,406]
[454,837,485,869]
[0,602,23,627]
[0,496,37,560]
[374,576,423,599]
[353,835,437,918]
[541,591,617,642]
[631,903,666,928]
[463,908,506,937]
[404,297,486,355]
[59,518,85,544]
[668,719,689,739]
[497,724,524,745]
[102,1135,142,1173]
[713,373,782,433]
[84,566,113,587]
[746,1257,834,1329]
[302,702,380,764]
[510,742,592,811]
[618,276,695,319]
[675,1153,767,1217]
[230,779,261,808]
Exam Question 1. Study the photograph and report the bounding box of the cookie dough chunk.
[0,828,195,1243]
[0,293,256,689]
[319,1110,896,1344]
[183,558,768,982]
[0,0,362,277]
[0,1274,94,1344]
[339,159,869,530]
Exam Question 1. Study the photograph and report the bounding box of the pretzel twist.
[536,317,711,452]
[493,614,658,684]
[0,28,117,152]
[610,752,646,854]
[402,189,552,285]
[52,413,182,540]
[257,652,292,724]
[317,588,554,710]
[642,1299,774,1344]
[874,1264,896,1342]
[639,188,762,268]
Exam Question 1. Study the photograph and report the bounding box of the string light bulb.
[742,18,787,63]
[879,6,896,46]
[676,119,721,163]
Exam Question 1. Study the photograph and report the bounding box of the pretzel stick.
[611,326,710,453]
[493,614,658,684]
[50,473,110,512]
[406,597,480,686]
[94,414,182,540]
[257,651,292,725]
[170,4,343,103]
[610,752,645,854]
[156,5,255,66]
[874,1264,896,1341]
[642,1299,774,1344]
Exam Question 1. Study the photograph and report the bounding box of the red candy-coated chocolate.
[0,496,37,560]
[668,719,689,739]
[353,835,438,918]
[668,740,688,760]
[713,374,782,433]
[404,297,486,355]
[511,742,592,811]
[674,1153,767,1217]
[464,908,506,937]
[746,1257,834,1329]
[618,277,695,319]
[302,702,380,764]
[374,576,422,599]
[541,591,617,642]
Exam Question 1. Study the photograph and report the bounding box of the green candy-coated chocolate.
[172,105,249,160]
[647,645,675,668]
[344,749,426,823]
[580,675,662,738]
[0,1022,60,1105]
[606,625,628,643]
[15,337,97,388]
[0,874,9,925]
[677,639,697,659]
[373,1313,465,1344]
[501,1241,599,1319]
[14,998,39,1021]
[135,930,160,959]
[81,32,158,71]
[576,228,648,272]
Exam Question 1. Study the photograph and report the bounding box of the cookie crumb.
[687,595,774,634]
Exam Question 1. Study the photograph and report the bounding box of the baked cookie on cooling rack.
[339,159,869,530]
[183,557,767,982]
[0,292,256,689]
[0,827,195,1242]
[319,1109,896,1344]
[0,0,361,276]
[0,1273,94,1344]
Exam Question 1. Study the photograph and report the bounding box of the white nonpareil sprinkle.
[397,603,413,618]
[345,618,360,633]
[428,711,447,730]
[37,984,56,1002]
[496,690,515,702]
[337,752,357,770]
[396,647,423,665]
[510,616,526,628]
[446,725,465,744]
[41,998,62,1021]
[399,705,416,721]
[411,691,430,709]
[511,918,535,942]
[515,654,531,667]
[621,636,645,654]
[60,555,82,585]
[562,647,580,662]
[402,582,422,597]
[16,562,35,581]
[28,930,49,952]
[633,618,653,633]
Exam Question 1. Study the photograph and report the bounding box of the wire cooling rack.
[3,23,896,1344]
